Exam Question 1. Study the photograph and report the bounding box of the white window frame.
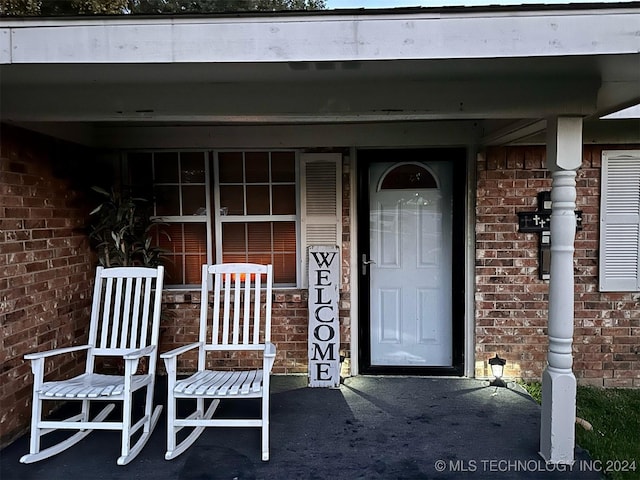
[599,150,640,292]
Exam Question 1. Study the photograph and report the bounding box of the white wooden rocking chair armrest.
[205,343,271,352]
[122,345,156,360]
[162,343,202,377]
[89,346,156,359]
[24,345,91,361]
[264,342,277,373]
[265,342,276,357]
[161,342,202,360]
[118,346,156,376]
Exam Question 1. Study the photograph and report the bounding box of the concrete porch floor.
[1,375,601,479]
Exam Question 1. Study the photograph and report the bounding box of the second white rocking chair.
[162,263,276,461]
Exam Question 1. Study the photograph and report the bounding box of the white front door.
[368,161,453,367]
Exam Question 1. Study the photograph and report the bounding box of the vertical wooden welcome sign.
[308,246,340,388]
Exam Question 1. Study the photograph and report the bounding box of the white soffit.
[601,104,640,120]
[1,7,640,64]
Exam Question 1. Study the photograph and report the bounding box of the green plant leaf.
[91,186,111,197]
[89,204,103,215]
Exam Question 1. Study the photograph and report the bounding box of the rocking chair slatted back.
[89,267,162,371]
[202,263,272,354]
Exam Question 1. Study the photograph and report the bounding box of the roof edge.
[1,1,640,23]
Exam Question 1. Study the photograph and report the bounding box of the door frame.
[357,148,466,376]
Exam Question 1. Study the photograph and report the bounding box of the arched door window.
[378,163,438,191]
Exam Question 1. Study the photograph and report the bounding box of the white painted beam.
[90,121,482,149]
[19,118,636,150]
[3,8,640,65]
[480,119,547,146]
[0,78,599,123]
[9,121,98,146]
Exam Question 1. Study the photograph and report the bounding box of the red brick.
[0,126,93,448]
[604,378,634,387]
[475,145,640,383]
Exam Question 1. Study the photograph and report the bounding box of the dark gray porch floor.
[1,375,602,479]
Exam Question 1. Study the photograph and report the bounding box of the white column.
[540,116,582,464]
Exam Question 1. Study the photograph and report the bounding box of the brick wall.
[159,290,307,374]
[475,145,640,387]
[160,289,351,375]
[0,125,95,447]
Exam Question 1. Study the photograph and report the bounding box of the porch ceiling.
[0,5,639,147]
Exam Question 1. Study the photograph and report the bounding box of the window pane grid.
[219,152,295,217]
[221,221,296,284]
[153,152,207,217]
[218,151,297,285]
[132,150,297,287]
[139,151,209,286]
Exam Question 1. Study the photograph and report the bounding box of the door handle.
[362,254,376,275]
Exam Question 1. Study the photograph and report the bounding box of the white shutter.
[599,150,640,291]
[300,153,342,288]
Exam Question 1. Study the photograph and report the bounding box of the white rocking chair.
[20,266,165,465]
[162,263,276,461]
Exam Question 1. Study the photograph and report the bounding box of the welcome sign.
[308,246,340,388]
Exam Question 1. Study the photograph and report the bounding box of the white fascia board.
[0,28,10,63]
[3,8,640,64]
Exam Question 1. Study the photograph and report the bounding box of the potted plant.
[88,186,165,268]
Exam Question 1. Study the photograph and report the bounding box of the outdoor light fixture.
[488,354,506,387]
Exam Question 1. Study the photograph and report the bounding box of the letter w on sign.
[308,246,340,388]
